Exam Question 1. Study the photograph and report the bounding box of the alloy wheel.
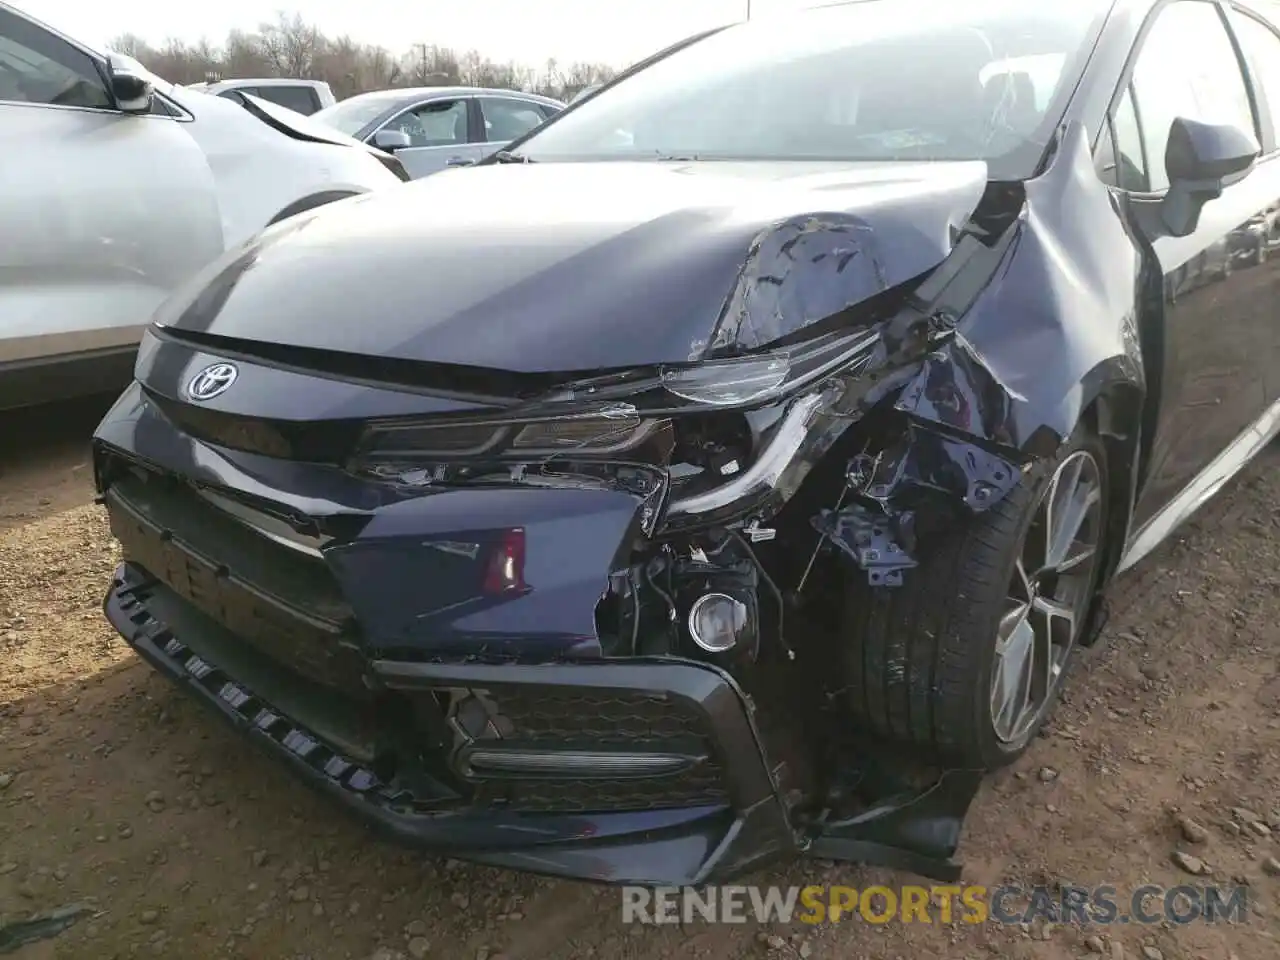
[990,450,1104,744]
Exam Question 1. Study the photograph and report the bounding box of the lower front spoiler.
[104,561,980,885]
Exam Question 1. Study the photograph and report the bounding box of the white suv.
[0,3,406,410]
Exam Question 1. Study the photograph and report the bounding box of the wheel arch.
[1075,375,1145,643]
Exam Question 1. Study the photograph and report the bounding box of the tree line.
[110,12,622,102]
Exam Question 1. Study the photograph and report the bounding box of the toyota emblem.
[187,362,238,401]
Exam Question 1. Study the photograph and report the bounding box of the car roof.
[341,86,564,108]
[205,78,331,90]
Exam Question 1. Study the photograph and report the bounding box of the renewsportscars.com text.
[621,884,1250,926]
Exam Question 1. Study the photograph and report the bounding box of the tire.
[841,425,1111,770]
[266,190,359,226]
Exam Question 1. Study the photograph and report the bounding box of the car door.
[0,6,224,402]
[476,95,554,157]
[1109,0,1280,530]
[1228,4,1280,391]
[373,97,481,178]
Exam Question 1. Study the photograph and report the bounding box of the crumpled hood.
[157,160,988,373]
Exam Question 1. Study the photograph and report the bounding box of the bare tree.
[403,43,460,86]
[314,34,361,98]
[536,57,563,99]
[362,45,402,90]
[561,61,617,100]
[108,33,149,58]
[113,10,623,101]
[258,12,324,77]
[222,30,271,79]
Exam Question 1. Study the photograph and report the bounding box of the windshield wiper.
[491,150,535,163]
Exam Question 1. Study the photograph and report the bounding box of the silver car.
[312,87,564,178]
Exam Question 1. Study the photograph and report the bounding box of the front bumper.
[94,378,981,886]
[105,561,796,885]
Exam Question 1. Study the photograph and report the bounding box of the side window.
[0,9,110,109]
[1130,0,1255,191]
[383,99,467,146]
[150,94,180,118]
[1113,86,1149,192]
[254,85,322,115]
[1232,12,1280,148]
[480,98,547,143]
[219,88,253,100]
[537,103,561,121]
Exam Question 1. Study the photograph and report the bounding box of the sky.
[19,0,810,67]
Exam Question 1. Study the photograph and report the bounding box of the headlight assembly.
[356,327,877,464]
[547,327,880,413]
[353,327,875,526]
[357,405,674,462]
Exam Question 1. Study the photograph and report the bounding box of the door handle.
[446,157,476,167]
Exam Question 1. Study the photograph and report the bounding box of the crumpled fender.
[812,122,1145,583]
[703,163,991,356]
[894,125,1145,455]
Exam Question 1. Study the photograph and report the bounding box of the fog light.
[687,592,749,653]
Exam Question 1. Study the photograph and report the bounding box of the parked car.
[0,2,407,410]
[311,87,563,177]
[185,78,337,115]
[95,0,1280,886]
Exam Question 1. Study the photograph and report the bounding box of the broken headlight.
[545,328,879,413]
[353,328,876,522]
[356,328,876,463]
[358,406,673,462]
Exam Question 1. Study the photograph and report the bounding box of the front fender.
[813,123,1145,593]
[895,122,1145,460]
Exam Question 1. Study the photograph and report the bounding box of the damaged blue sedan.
[93,0,1280,884]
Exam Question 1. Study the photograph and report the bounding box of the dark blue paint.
[326,486,645,659]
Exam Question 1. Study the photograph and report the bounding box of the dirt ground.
[1,396,1278,960]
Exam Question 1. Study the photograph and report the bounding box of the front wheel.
[841,427,1110,769]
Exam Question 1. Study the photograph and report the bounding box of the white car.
[0,2,407,410]
[185,78,337,116]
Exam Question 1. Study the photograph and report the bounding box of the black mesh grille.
[464,688,729,812]
[105,470,366,697]
[473,771,726,812]
[497,689,712,743]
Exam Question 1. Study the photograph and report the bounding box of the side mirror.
[112,72,153,113]
[105,55,154,114]
[1161,116,1259,237]
[373,129,411,152]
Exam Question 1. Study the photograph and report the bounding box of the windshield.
[515,0,1109,178]
[313,94,405,136]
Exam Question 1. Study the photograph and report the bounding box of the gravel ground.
[1,395,1278,960]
